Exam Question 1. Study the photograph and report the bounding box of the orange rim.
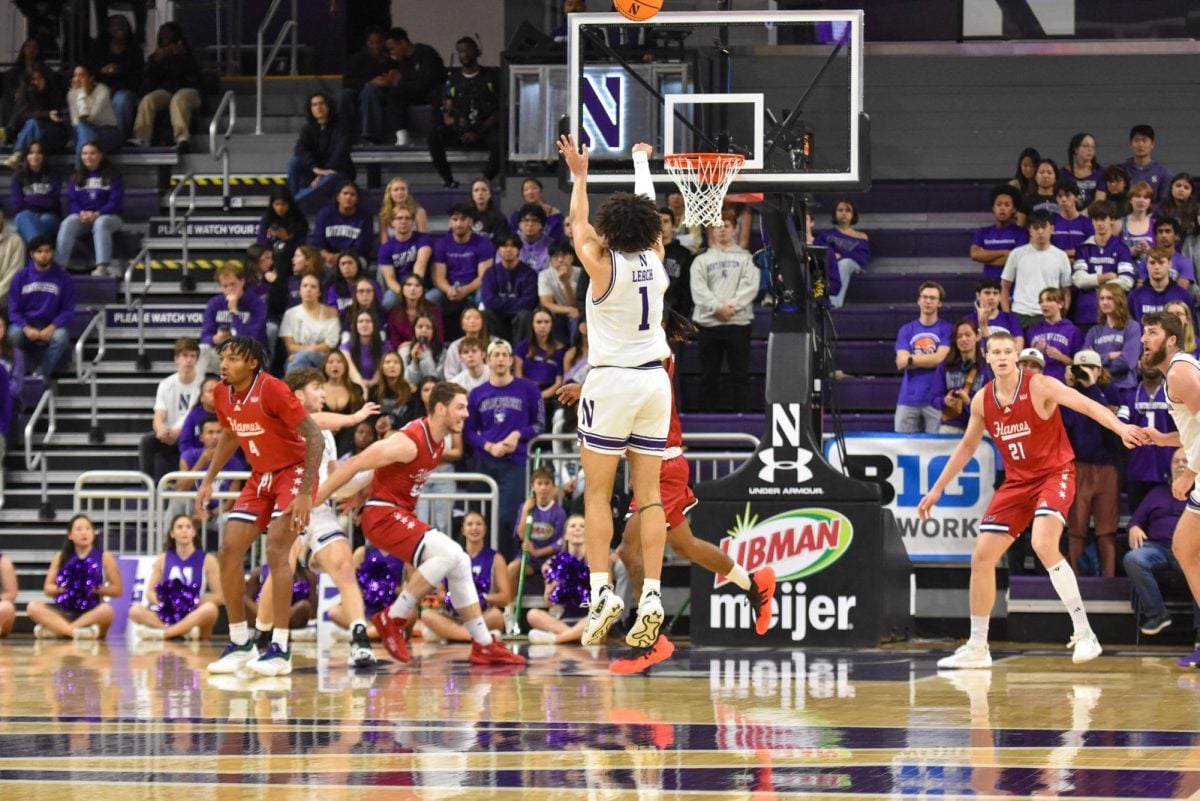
[664,152,745,184]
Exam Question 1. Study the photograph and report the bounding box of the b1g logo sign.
[710,505,857,641]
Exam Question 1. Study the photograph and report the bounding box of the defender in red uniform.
[918,331,1146,669]
[558,317,776,674]
[314,381,525,667]
[197,337,326,677]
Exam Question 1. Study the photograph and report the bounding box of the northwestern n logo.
[581,398,596,428]
[581,75,622,150]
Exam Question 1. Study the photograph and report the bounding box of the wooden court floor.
[2,638,1200,800]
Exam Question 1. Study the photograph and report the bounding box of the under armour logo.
[757,447,814,484]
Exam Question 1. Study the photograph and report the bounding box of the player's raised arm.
[917,392,989,520]
[1033,372,1147,449]
[631,142,655,202]
[313,432,418,507]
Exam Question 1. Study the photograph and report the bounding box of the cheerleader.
[27,515,123,639]
[0,551,16,637]
[333,545,406,640]
[527,515,590,644]
[128,515,222,640]
[420,511,511,642]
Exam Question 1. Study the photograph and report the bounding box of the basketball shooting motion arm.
[632,143,655,202]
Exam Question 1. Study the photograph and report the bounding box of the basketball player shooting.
[556,133,673,659]
[196,337,326,677]
[917,331,1146,669]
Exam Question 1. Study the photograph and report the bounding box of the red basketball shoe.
[610,633,676,675]
[470,635,527,666]
[748,567,777,635]
[371,608,410,663]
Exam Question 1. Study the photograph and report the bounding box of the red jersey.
[214,371,309,473]
[368,418,445,512]
[665,355,683,452]
[982,371,1075,482]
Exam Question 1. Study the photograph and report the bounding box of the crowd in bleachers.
[894,126,1200,617]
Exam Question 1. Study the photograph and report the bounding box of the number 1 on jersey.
[638,286,649,331]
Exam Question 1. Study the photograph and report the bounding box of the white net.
[663,153,746,227]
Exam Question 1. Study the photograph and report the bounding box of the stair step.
[45,432,145,447]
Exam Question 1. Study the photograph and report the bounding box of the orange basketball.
[613,0,663,22]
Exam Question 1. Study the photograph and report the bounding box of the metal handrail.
[157,470,252,554]
[168,174,197,290]
[73,471,156,554]
[123,245,153,371]
[72,309,106,443]
[416,472,501,551]
[208,91,237,211]
[255,0,299,135]
[24,387,56,520]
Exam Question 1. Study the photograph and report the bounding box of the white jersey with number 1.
[586,248,670,368]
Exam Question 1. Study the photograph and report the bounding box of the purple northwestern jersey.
[813,229,872,268]
[972,223,1029,280]
[895,318,954,406]
[377,232,430,283]
[67,169,123,215]
[309,206,373,258]
[10,169,61,214]
[514,501,567,566]
[1118,381,1178,483]
[8,261,76,329]
[1125,159,1174,203]
[1024,319,1082,382]
[1129,283,1194,323]
[513,340,564,391]
[1051,214,1094,255]
[1084,319,1142,390]
[434,232,494,286]
[1071,236,1134,325]
[1060,166,1105,208]
[465,378,544,464]
[198,290,267,344]
[164,548,205,590]
[1137,252,1196,283]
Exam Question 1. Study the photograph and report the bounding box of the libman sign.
[715,506,854,587]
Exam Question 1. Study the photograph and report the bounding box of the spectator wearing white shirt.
[538,240,580,343]
[1000,209,1073,329]
[139,337,202,481]
[449,336,490,392]
[279,273,341,372]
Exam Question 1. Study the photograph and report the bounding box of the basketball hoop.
[663,152,745,227]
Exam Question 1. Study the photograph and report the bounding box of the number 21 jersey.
[983,370,1075,482]
[214,371,309,473]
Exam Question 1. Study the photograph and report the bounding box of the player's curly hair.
[594,192,661,254]
[217,336,268,374]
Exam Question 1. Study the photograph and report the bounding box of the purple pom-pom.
[155,579,200,625]
[546,552,589,617]
[291,579,310,604]
[55,558,101,615]
[357,558,401,616]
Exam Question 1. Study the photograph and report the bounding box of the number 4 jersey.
[983,370,1075,481]
[214,371,309,472]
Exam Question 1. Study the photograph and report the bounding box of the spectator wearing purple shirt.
[309,182,374,270]
[1060,133,1106,209]
[8,236,76,378]
[514,307,566,412]
[178,376,218,468]
[1119,181,1157,261]
[967,278,1024,351]
[376,206,431,308]
[1124,124,1173,204]
[55,143,124,276]
[466,340,545,560]
[512,203,555,275]
[433,203,495,340]
[324,252,382,316]
[10,143,61,244]
[971,186,1028,281]
[1130,248,1194,324]
[1024,287,1081,383]
[197,262,268,375]
[1071,202,1134,327]
[1123,449,1199,636]
[480,232,538,344]
[1084,283,1141,391]
[893,281,953,434]
[1117,366,1178,514]
[1051,180,1094,259]
[813,197,871,308]
[508,466,567,583]
[933,320,991,432]
[1138,216,1195,287]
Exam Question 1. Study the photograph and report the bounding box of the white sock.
[726,564,751,591]
[969,615,989,645]
[641,578,661,599]
[229,621,249,646]
[272,628,289,651]
[1047,560,1090,636]
[389,590,418,620]
[590,572,610,603]
[465,616,492,646]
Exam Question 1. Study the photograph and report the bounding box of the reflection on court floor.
[1,640,1199,800]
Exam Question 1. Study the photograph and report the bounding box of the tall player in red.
[558,311,776,673]
[918,331,1146,668]
[197,337,326,677]
[314,381,525,666]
